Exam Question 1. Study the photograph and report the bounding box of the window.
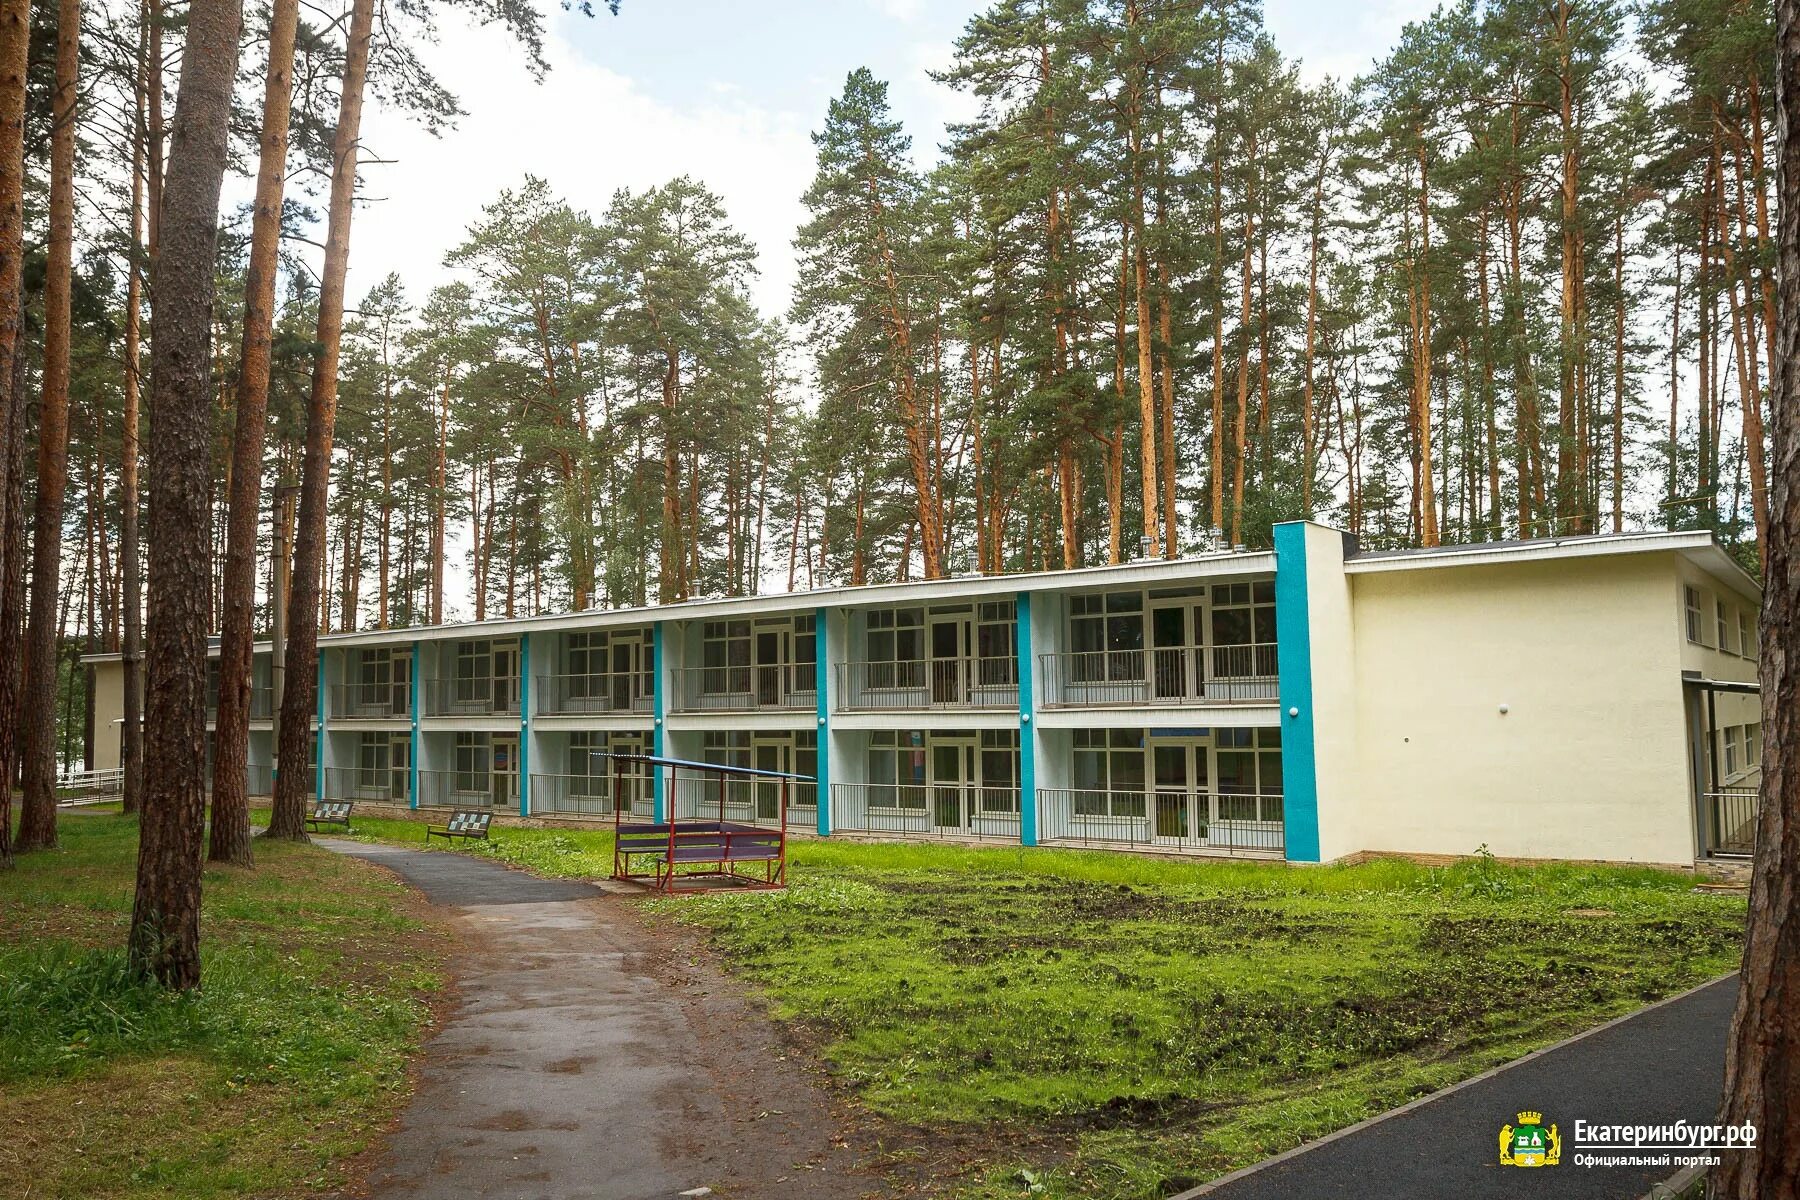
[1071,729,1146,817]
[1746,724,1760,768]
[1723,726,1740,776]
[1717,599,1733,654]
[978,729,1020,813]
[1684,587,1704,644]
[867,731,927,809]
[454,640,491,706]
[1069,592,1144,682]
[976,601,1018,686]
[454,732,490,792]
[1212,582,1278,677]
[1215,727,1283,823]
[701,620,751,694]
[565,631,605,698]
[1739,609,1755,660]
[865,608,924,688]
[357,733,408,797]
[793,614,817,671]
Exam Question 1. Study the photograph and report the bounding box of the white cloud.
[870,0,924,22]
[344,17,816,319]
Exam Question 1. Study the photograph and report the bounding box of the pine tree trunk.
[119,38,144,812]
[16,0,81,853]
[1713,1,1800,1181]
[129,0,246,989]
[0,0,31,864]
[211,0,296,867]
[269,0,373,841]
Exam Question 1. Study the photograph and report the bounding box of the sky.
[344,0,1437,321]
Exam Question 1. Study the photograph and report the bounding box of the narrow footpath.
[325,841,879,1200]
[1177,975,1739,1200]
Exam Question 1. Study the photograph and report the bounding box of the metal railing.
[668,664,815,712]
[320,764,410,805]
[534,671,653,716]
[668,774,817,828]
[1037,787,1284,854]
[327,681,412,720]
[54,767,123,801]
[420,677,521,717]
[416,768,515,809]
[835,657,1019,711]
[528,770,656,818]
[829,782,1021,838]
[204,687,274,722]
[245,763,275,796]
[1702,788,1758,857]
[1037,643,1278,707]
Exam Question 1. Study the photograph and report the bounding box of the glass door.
[753,738,786,821]
[388,735,410,800]
[1151,738,1209,842]
[1150,603,1194,702]
[491,734,519,809]
[755,630,786,706]
[930,737,974,831]
[930,617,969,705]
[609,636,639,711]
[493,643,519,714]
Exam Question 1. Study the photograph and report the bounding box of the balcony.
[328,681,411,721]
[669,774,817,829]
[319,764,410,804]
[421,677,520,718]
[668,665,815,713]
[535,670,653,716]
[204,686,274,723]
[1036,787,1283,855]
[835,658,1018,712]
[529,770,656,818]
[1037,643,1278,708]
[828,782,1021,839]
[416,768,513,808]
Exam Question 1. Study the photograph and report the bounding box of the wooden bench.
[426,809,493,845]
[305,800,354,833]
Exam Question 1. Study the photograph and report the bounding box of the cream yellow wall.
[1674,559,1761,782]
[90,660,126,772]
[1343,553,1695,865]
[1295,524,1363,863]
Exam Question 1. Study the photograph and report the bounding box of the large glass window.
[454,732,490,792]
[976,601,1018,686]
[1069,592,1144,682]
[1215,727,1282,823]
[1717,600,1733,654]
[1739,609,1755,659]
[978,729,1020,813]
[1071,729,1146,817]
[1211,582,1277,677]
[701,621,751,693]
[1685,587,1704,644]
[867,731,927,808]
[566,632,605,698]
[866,609,924,688]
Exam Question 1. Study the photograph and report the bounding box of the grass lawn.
[0,813,449,1200]
[327,812,1747,1199]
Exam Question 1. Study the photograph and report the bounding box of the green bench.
[426,809,493,845]
[305,800,354,833]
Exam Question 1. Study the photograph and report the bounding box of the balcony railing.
[328,681,412,720]
[668,664,815,713]
[828,782,1021,838]
[320,764,410,805]
[669,774,817,828]
[528,770,655,818]
[421,677,520,718]
[535,671,653,716]
[835,658,1019,711]
[1702,788,1758,857]
[417,768,514,809]
[1037,643,1278,708]
[206,761,293,796]
[1037,787,1284,855]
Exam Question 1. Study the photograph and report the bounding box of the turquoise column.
[409,642,421,809]
[1016,592,1037,847]
[314,655,326,802]
[651,622,666,822]
[815,606,830,836]
[517,633,531,817]
[1272,522,1320,863]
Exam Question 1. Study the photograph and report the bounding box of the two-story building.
[84,521,1763,869]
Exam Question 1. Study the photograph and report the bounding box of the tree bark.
[0,0,31,865]
[119,8,147,814]
[1713,2,1800,1189]
[270,0,373,840]
[211,0,298,866]
[129,0,246,989]
[15,0,81,853]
